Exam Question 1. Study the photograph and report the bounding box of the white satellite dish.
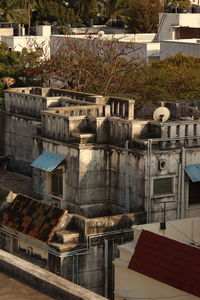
[153,107,170,123]
[98,31,105,39]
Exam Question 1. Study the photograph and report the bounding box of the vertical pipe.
[60,257,63,277]
[104,239,108,298]
[72,255,75,283]
[147,139,152,223]
[181,147,186,218]
[177,162,182,219]
[125,140,129,212]
[76,255,79,284]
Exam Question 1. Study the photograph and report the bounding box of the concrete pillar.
[104,105,110,117]
[36,25,51,36]
[127,100,135,120]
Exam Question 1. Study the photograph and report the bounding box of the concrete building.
[0,25,51,59]
[0,189,141,298]
[2,87,200,296]
[157,12,200,41]
[0,23,159,64]
[50,33,160,64]
[0,249,107,300]
[2,87,200,222]
[160,38,200,59]
[114,218,200,300]
[3,13,200,62]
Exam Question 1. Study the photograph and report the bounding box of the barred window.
[51,169,63,197]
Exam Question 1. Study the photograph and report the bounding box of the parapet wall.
[0,249,107,300]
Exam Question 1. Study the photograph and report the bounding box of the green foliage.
[0,0,28,23]
[137,54,200,101]
[33,37,144,95]
[0,83,5,110]
[0,41,41,108]
[125,0,163,33]
[170,0,191,7]
[70,0,99,20]
[32,1,81,26]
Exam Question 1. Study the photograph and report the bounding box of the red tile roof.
[128,229,200,297]
[0,194,66,242]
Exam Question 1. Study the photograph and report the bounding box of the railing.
[159,121,200,148]
[47,88,105,104]
[108,119,131,146]
[107,97,135,120]
[46,105,110,118]
[41,114,70,142]
[5,92,46,118]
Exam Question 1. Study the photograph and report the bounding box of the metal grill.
[153,177,173,196]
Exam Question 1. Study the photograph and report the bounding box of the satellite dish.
[98,31,105,39]
[153,107,170,123]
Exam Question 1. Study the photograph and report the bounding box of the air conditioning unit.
[158,159,167,170]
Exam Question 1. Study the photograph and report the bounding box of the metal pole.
[181,147,186,218]
[72,255,75,283]
[125,140,129,212]
[147,139,152,223]
[104,239,108,298]
[76,255,79,284]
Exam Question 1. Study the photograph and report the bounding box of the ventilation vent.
[159,159,167,170]
[153,177,174,196]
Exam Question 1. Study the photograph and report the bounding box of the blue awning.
[31,152,65,172]
[185,164,200,182]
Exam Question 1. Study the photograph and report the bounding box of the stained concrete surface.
[0,169,32,196]
[0,271,55,300]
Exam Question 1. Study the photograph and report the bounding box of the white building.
[158,12,200,41]
[114,218,200,300]
[0,25,51,59]
[50,33,160,64]
[160,38,200,59]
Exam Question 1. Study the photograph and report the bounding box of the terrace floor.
[0,271,55,300]
[0,169,32,196]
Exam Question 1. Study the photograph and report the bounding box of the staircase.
[154,14,167,42]
[49,230,80,252]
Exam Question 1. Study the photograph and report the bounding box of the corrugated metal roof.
[31,152,65,172]
[185,164,200,182]
[128,230,200,297]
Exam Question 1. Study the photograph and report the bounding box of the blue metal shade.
[31,152,65,172]
[185,164,200,182]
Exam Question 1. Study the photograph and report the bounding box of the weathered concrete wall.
[78,148,108,217]
[0,249,107,300]
[0,110,5,155]
[32,137,80,210]
[67,212,146,238]
[32,135,147,217]
[109,149,145,214]
[4,113,39,175]
[145,147,200,222]
[160,40,200,60]
[60,231,133,298]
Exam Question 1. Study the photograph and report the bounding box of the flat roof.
[161,39,200,44]
[0,271,55,300]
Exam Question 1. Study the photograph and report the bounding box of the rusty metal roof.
[31,152,65,172]
[0,194,66,242]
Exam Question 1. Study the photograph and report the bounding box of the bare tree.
[33,35,146,96]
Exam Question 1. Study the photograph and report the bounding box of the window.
[51,168,63,198]
[153,177,174,197]
[189,180,200,205]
